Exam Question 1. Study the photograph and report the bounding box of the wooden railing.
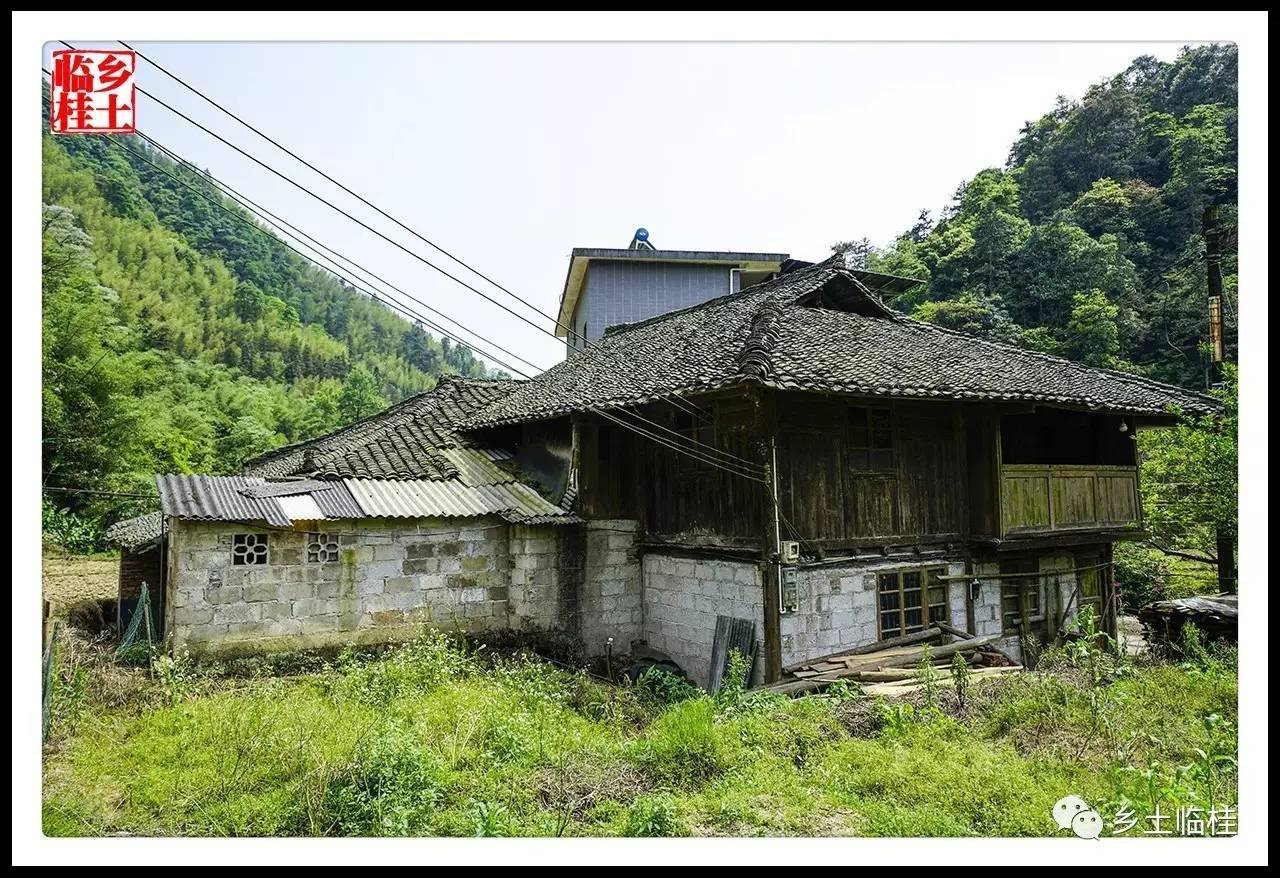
[1000,465,1141,537]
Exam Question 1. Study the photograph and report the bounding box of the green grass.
[41,631,1237,838]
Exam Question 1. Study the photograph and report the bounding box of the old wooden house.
[108,252,1216,686]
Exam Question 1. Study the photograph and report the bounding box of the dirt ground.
[42,550,118,622]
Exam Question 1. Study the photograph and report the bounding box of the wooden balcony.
[1000,465,1141,537]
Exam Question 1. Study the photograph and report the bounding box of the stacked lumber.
[764,628,1014,696]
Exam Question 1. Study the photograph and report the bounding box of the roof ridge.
[242,385,439,470]
[736,296,788,380]
[601,259,840,339]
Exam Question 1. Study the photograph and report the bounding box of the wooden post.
[753,389,783,683]
[1017,577,1032,660]
[1203,205,1236,595]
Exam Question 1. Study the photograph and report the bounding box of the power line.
[116,133,762,474]
[72,44,712,427]
[66,112,766,480]
[49,55,711,432]
[131,130,545,376]
[101,131,527,383]
[589,407,766,483]
[114,40,570,336]
[50,55,566,350]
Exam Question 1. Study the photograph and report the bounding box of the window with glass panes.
[1000,557,1041,633]
[877,568,949,638]
[847,406,894,472]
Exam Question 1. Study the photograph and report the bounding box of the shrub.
[151,646,196,706]
[333,631,475,705]
[42,500,102,554]
[1113,543,1171,612]
[467,800,512,837]
[635,698,735,786]
[323,722,446,836]
[634,665,699,706]
[622,794,683,837]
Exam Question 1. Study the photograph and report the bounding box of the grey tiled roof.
[104,511,163,551]
[236,376,577,525]
[243,376,519,480]
[463,257,1218,427]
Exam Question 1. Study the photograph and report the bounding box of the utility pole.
[1202,204,1236,595]
[1204,205,1226,387]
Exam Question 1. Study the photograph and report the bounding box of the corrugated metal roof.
[343,477,571,522]
[158,474,290,526]
[236,479,365,519]
[157,466,573,528]
[156,474,363,526]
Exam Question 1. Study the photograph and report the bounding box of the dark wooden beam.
[752,387,783,683]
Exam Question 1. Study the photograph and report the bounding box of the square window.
[878,567,949,638]
[306,532,340,563]
[848,406,895,473]
[232,533,269,566]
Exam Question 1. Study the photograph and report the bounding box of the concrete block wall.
[579,520,643,657]
[167,517,568,657]
[972,552,1078,663]
[781,558,967,669]
[641,554,764,688]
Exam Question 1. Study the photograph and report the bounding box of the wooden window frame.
[1000,557,1044,634]
[877,566,950,640]
[847,405,896,474]
[673,406,716,477]
[231,532,269,567]
[1073,551,1105,619]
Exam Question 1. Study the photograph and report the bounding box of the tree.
[912,294,1008,338]
[41,208,136,507]
[1009,222,1137,331]
[233,280,267,322]
[1065,289,1122,367]
[831,237,874,269]
[1136,364,1237,586]
[337,365,388,424]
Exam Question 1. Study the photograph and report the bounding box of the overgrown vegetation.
[42,628,1236,838]
[41,117,499,547]
[844,44,1237,390]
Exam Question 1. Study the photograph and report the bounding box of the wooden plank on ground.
[781,627,942,674]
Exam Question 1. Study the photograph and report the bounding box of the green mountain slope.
[41,128,495,539]
[852,44,1238,389]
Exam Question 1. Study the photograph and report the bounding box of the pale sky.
[48,41,1195,374]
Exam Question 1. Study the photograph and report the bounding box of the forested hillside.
[847,44,1237,389]
[42,124,494,541]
